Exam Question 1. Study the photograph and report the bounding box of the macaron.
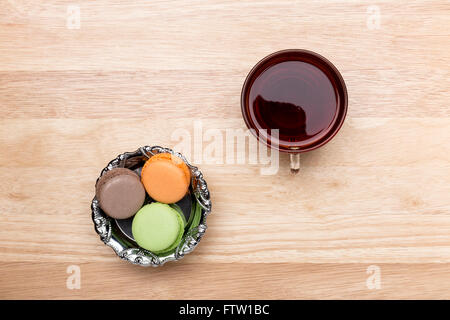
[141,153,191,204]
[132,203,185,254]
[96,168,146,219]
[115,193,192,242]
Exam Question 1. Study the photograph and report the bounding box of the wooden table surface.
[1,0,449,300]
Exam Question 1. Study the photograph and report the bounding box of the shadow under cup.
[241,49,348,172]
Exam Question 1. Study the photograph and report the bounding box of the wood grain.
[2,262,450,300]
[0,0,449,299]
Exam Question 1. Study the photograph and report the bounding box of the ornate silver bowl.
[91,146,212,266]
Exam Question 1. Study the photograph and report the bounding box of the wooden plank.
[1,262,450,299]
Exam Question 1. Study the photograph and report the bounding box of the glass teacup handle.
[289,151,300,174]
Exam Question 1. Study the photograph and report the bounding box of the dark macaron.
[96,168,146,219]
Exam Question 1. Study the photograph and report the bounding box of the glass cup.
[241,49,348,173]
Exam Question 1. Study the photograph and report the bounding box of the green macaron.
[132,203,185,254]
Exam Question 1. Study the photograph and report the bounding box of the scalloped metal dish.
[91,146,212,267]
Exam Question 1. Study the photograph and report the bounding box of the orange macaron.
[141,153,191,204]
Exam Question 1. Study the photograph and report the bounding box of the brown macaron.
[95,168,146,219]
